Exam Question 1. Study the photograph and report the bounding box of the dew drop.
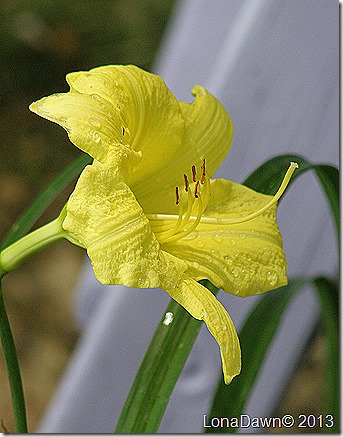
[239,233,247,239]
[89,131,101,143]
[196,240,204,248]
[266,271,278,286]
[89,117,101,127]
[91,93,102,101]
[224,255,233,265]
[206,255,213,264]
[37,104,49,114]
[213,233,223,243]
[183,231,198,240]
[222,324,227,330]
[192,261,200,269]
[231,268,239,278]
[230,239,236,246]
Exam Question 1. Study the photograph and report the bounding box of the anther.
[192,165,196,182]
[194,181,199,198]
[200,159,206,184]
[175,186,180,205]
[183,174,189,191]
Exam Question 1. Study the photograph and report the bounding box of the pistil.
[148,162,298,243]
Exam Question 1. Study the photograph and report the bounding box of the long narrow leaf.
[244,154,339,241]
[206,279,306,433]
[0,153,91,250]
[313,276,339,432]
[206,155,338,431]
[115,280,218,433]
[0,283,28,432]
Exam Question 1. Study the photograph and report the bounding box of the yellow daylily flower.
[29,65,295,384]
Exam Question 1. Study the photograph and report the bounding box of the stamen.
[162,195,203,244]
[192,165,196,182]
[175,186,179,205]
[148,162,212,244]
[181,188,196,227]
[194,181,199,198]
[200,159,206,184]
[156,199,185,239]
[183,174,189,191]
[147,162,297,237]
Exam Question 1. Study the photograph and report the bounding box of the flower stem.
[0,207,78,276]
[0,206,81,432]
[0,284,28,432]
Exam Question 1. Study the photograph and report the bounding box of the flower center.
[148,161,298,245]
[150,159,210,244]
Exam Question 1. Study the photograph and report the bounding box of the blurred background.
[0,0,334,433]
[0,0,175,431]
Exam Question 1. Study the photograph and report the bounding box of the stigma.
[147,161,298,245]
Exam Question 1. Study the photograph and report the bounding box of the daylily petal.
[29,92,124,162]
[163,179,287,296]
[167,277,241,384]
[29,65,292,386]
[62,150,187,288]
[132,86,234,214]
[66,65,185,183]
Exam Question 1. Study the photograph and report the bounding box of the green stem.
[0,284,28,432]
[0,206,82,432]
[0,207,80,276]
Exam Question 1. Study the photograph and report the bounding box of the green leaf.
[243,154,339,241]
[0,153,91,251]
[205,279,306,433]
[0,282,28,432]
[115,280,218,433]
[313,276,339,432]
[205,155,338,432]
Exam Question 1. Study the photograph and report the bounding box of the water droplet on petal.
[239,233,247,239]
[222,324,227,330]
[183,231,198,240]
[230,239,236,246]
[213,233,223,243]
[192,261,200,269]
[89,117,101,127]
[231,268,239,278]
[266,271,278,286]
[37,104,49,114]
[91,93,102,102]
[89,131,101,143]
[197,240,204,248]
